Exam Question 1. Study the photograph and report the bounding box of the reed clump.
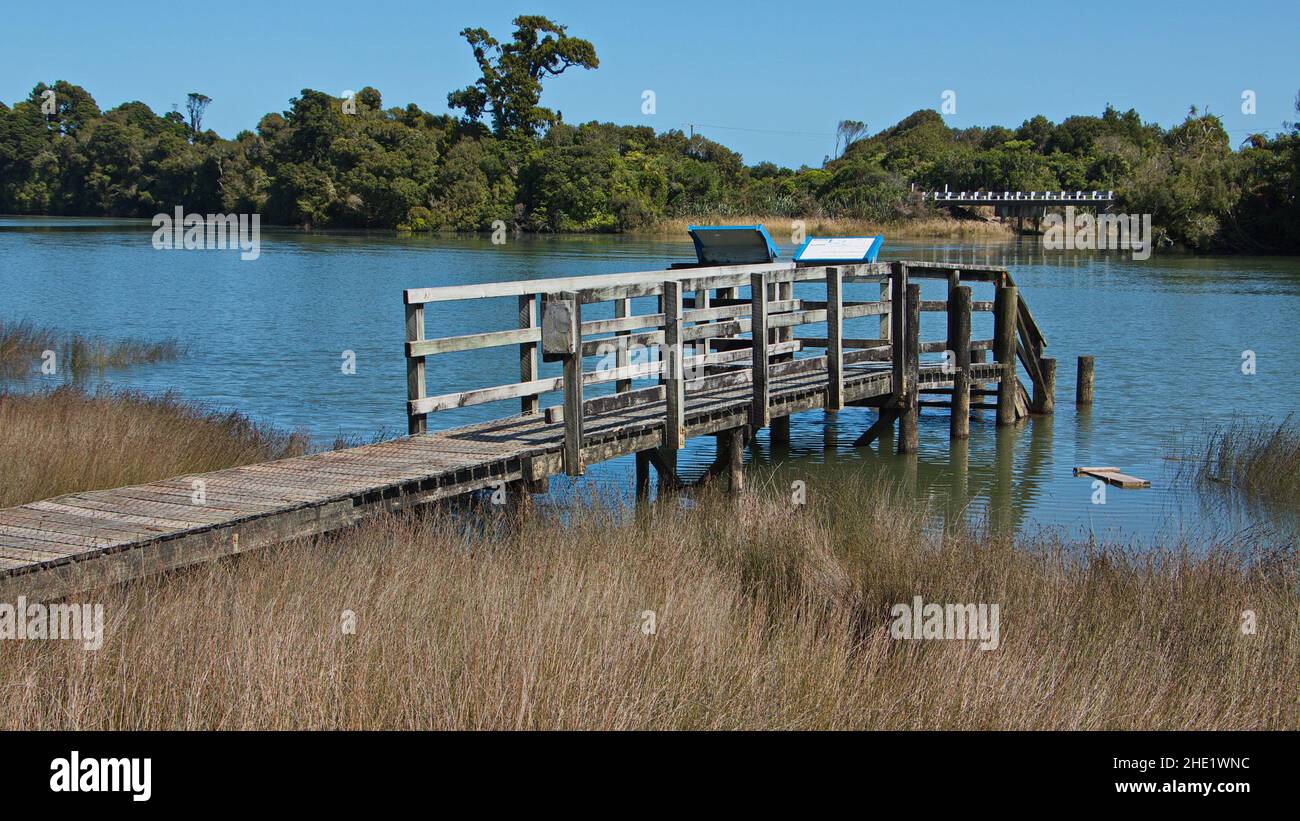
[1,474,1292,730]
[0,319,183,378]
[0,386,307,507]
[1195,415,1300,505]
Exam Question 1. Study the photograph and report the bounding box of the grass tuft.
[0,320,184,379]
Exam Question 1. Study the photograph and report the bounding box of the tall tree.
[447,15,598,138]
[835,119,867,158]
[186,92,211,137]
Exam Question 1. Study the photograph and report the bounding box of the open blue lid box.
[687,225,781,265]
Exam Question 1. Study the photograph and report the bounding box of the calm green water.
[2,217,1297,545]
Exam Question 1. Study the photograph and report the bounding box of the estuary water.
[2,217,1297,546]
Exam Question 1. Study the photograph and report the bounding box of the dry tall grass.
[642,215,1016,240]
[0,320,182,379]
[2,475,1293,730]
[0,386,307,507]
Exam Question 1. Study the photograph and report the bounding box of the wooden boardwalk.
[0,259,1052,600]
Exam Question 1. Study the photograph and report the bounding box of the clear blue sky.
[3,0,1297,168]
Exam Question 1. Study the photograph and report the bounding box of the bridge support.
[948,284,972,440]
[635,450,651,501]
[1031,357,1056,415]
[726,427,746,493]
[994,285,1019,427]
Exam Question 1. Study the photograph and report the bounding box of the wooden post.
[773,278,791,445]
[949,285,972,440]
[1032,357,1056,414]
[1076,355,1095,405]
[898,284,920,454]
[826,266,844,411]
[727,427,745,493]
[890,262,908,403]
[663,280,685,450]
[560,291,584,475]
[404,301,427,435]
[695,286,711,360]
[635,450,650,501]
[519,294,539,415]
[994,285,1019,427]
[879,277,891,343]
[750,272,769,429]
[614,297,632,394]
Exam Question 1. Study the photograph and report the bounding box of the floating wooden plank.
[1073,467,1151,489]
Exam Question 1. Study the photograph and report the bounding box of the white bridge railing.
[921,190,1115,202]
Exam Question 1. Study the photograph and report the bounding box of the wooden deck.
[0,258,1051,600]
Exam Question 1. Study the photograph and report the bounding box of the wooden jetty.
[0,259,1062,601]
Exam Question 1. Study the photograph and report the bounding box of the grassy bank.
[0,320,183,379]
[1,471,1293,730]
[1194,415,1300,505]
[0,386,307,508]
[641,215,1018,240]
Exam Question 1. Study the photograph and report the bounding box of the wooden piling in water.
[994,285,1019,426]
[1032,356,1056,414]
[948,284,972,440]
[1076,355,1095,405]
[898,283,921,454]
[635,450,650,500]
[727,427,745,493]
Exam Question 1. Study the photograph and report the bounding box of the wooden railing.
[402,259,1053,475]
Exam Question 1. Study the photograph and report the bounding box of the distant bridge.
[921,189,1115,207]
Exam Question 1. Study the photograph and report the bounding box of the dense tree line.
[1,16,1297,252]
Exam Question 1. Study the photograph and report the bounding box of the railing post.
[898,283,920,454]
[949,285,972,440]
[614,297,632,394]
[404,300,427,435]
[994,284,1019,426]
[695,285,711,361]
[519,293,539,415]
[826,266,844,410]
[879,276,891,343]
[559,291,584,475]
[750,271,769,429]
[771,276,793,446]
[663,280,685,450]
[890,261,909,403]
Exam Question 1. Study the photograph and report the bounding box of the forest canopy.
[1,16,1297,252]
